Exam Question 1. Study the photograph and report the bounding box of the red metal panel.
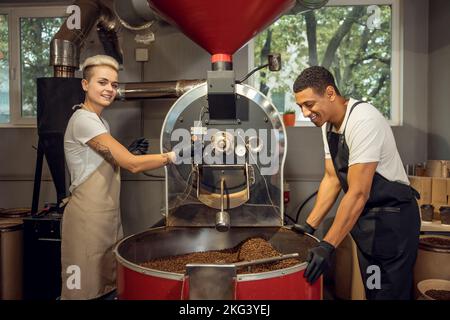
[117,264,184,300]
[235,269,322,300]
[147,0,295,56]
[118,264,322,300]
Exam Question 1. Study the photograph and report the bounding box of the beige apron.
[61,160,123,300]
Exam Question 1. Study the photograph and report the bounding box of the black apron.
[327,101,420,300]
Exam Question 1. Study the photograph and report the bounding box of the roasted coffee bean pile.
[140,235,312,274]
[425,289,450,300]
[235,237,301,274]
[420,237,450,248]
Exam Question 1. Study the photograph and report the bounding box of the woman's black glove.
[128,137,149,155]
[304,240,335,284]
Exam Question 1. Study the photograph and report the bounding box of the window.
[20,16,64,118]
[251,0,402,126]
[0,6,65,127]
[0,14,9,124]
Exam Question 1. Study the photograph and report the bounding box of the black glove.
[304,240,335,284]
[293,222,316,235]
[128,137,149,155]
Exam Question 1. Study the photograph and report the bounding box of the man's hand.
[304,240,335,284]
[293,222,316,235]
[127,137,149,155]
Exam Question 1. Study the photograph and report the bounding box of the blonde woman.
[62,55,176,299]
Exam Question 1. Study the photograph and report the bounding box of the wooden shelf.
[421,220,450,232]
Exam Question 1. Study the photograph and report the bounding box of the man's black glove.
[293,222,316,235]
[304,240,335,284]
[128,137,149,155]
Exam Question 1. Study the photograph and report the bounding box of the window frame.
[248,0,403,127]
[0,5,67,128]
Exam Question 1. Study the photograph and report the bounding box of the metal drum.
[0,219,24,300]
[115,227,322,300]
[413,235,450,298]
[0,208,30,300]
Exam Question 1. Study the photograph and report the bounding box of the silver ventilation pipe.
[50,0,122,77]
[113,0,162,31]
[116,80,205,100]
[287,0,329,14]
[50,0,100,77]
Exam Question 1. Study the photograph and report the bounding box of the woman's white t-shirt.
[64,109,110,193]
[321,98,409,185]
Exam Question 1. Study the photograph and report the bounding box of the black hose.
[284,213,297,225]
[142,172,164,179]
[295,190,318,223]
[236,63,269,84]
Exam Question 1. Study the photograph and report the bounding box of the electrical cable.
[295,190,318,223]
[236,133,279,216]
[284,213,297,225]
[162,105,204,214]
[142,172,164,179]
[166,166,196,211]
[236,63,269,84]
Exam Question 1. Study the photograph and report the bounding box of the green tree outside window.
[20,17,63,117]
[254,5,392,120]
[0,14,9,124]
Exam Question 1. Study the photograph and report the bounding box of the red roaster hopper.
[147,0,295,63]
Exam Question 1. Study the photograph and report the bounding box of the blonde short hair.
[81,55,119,80]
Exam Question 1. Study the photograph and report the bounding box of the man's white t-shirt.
[321,98,409,185]
[64,109,110,193]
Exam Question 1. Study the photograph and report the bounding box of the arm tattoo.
[89,140,119,169]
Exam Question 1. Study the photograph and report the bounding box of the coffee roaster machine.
[114,0,327,300]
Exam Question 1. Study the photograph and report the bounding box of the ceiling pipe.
[50,0,122,77]
[116,80,205,100]
[49,0,328,97]
[49,0,200,100]
[113,0,162,31]
[287,0,329,14]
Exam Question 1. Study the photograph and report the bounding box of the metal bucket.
[0,208,31,218]
[0,218,24,300]
[413,235,450,298]
[115,226,322,300]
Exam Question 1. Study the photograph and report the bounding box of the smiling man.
[292,66,420,300]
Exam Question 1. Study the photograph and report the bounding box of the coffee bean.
[420,237,450,248]
[140,229,316,274]
[425,289,450,300]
